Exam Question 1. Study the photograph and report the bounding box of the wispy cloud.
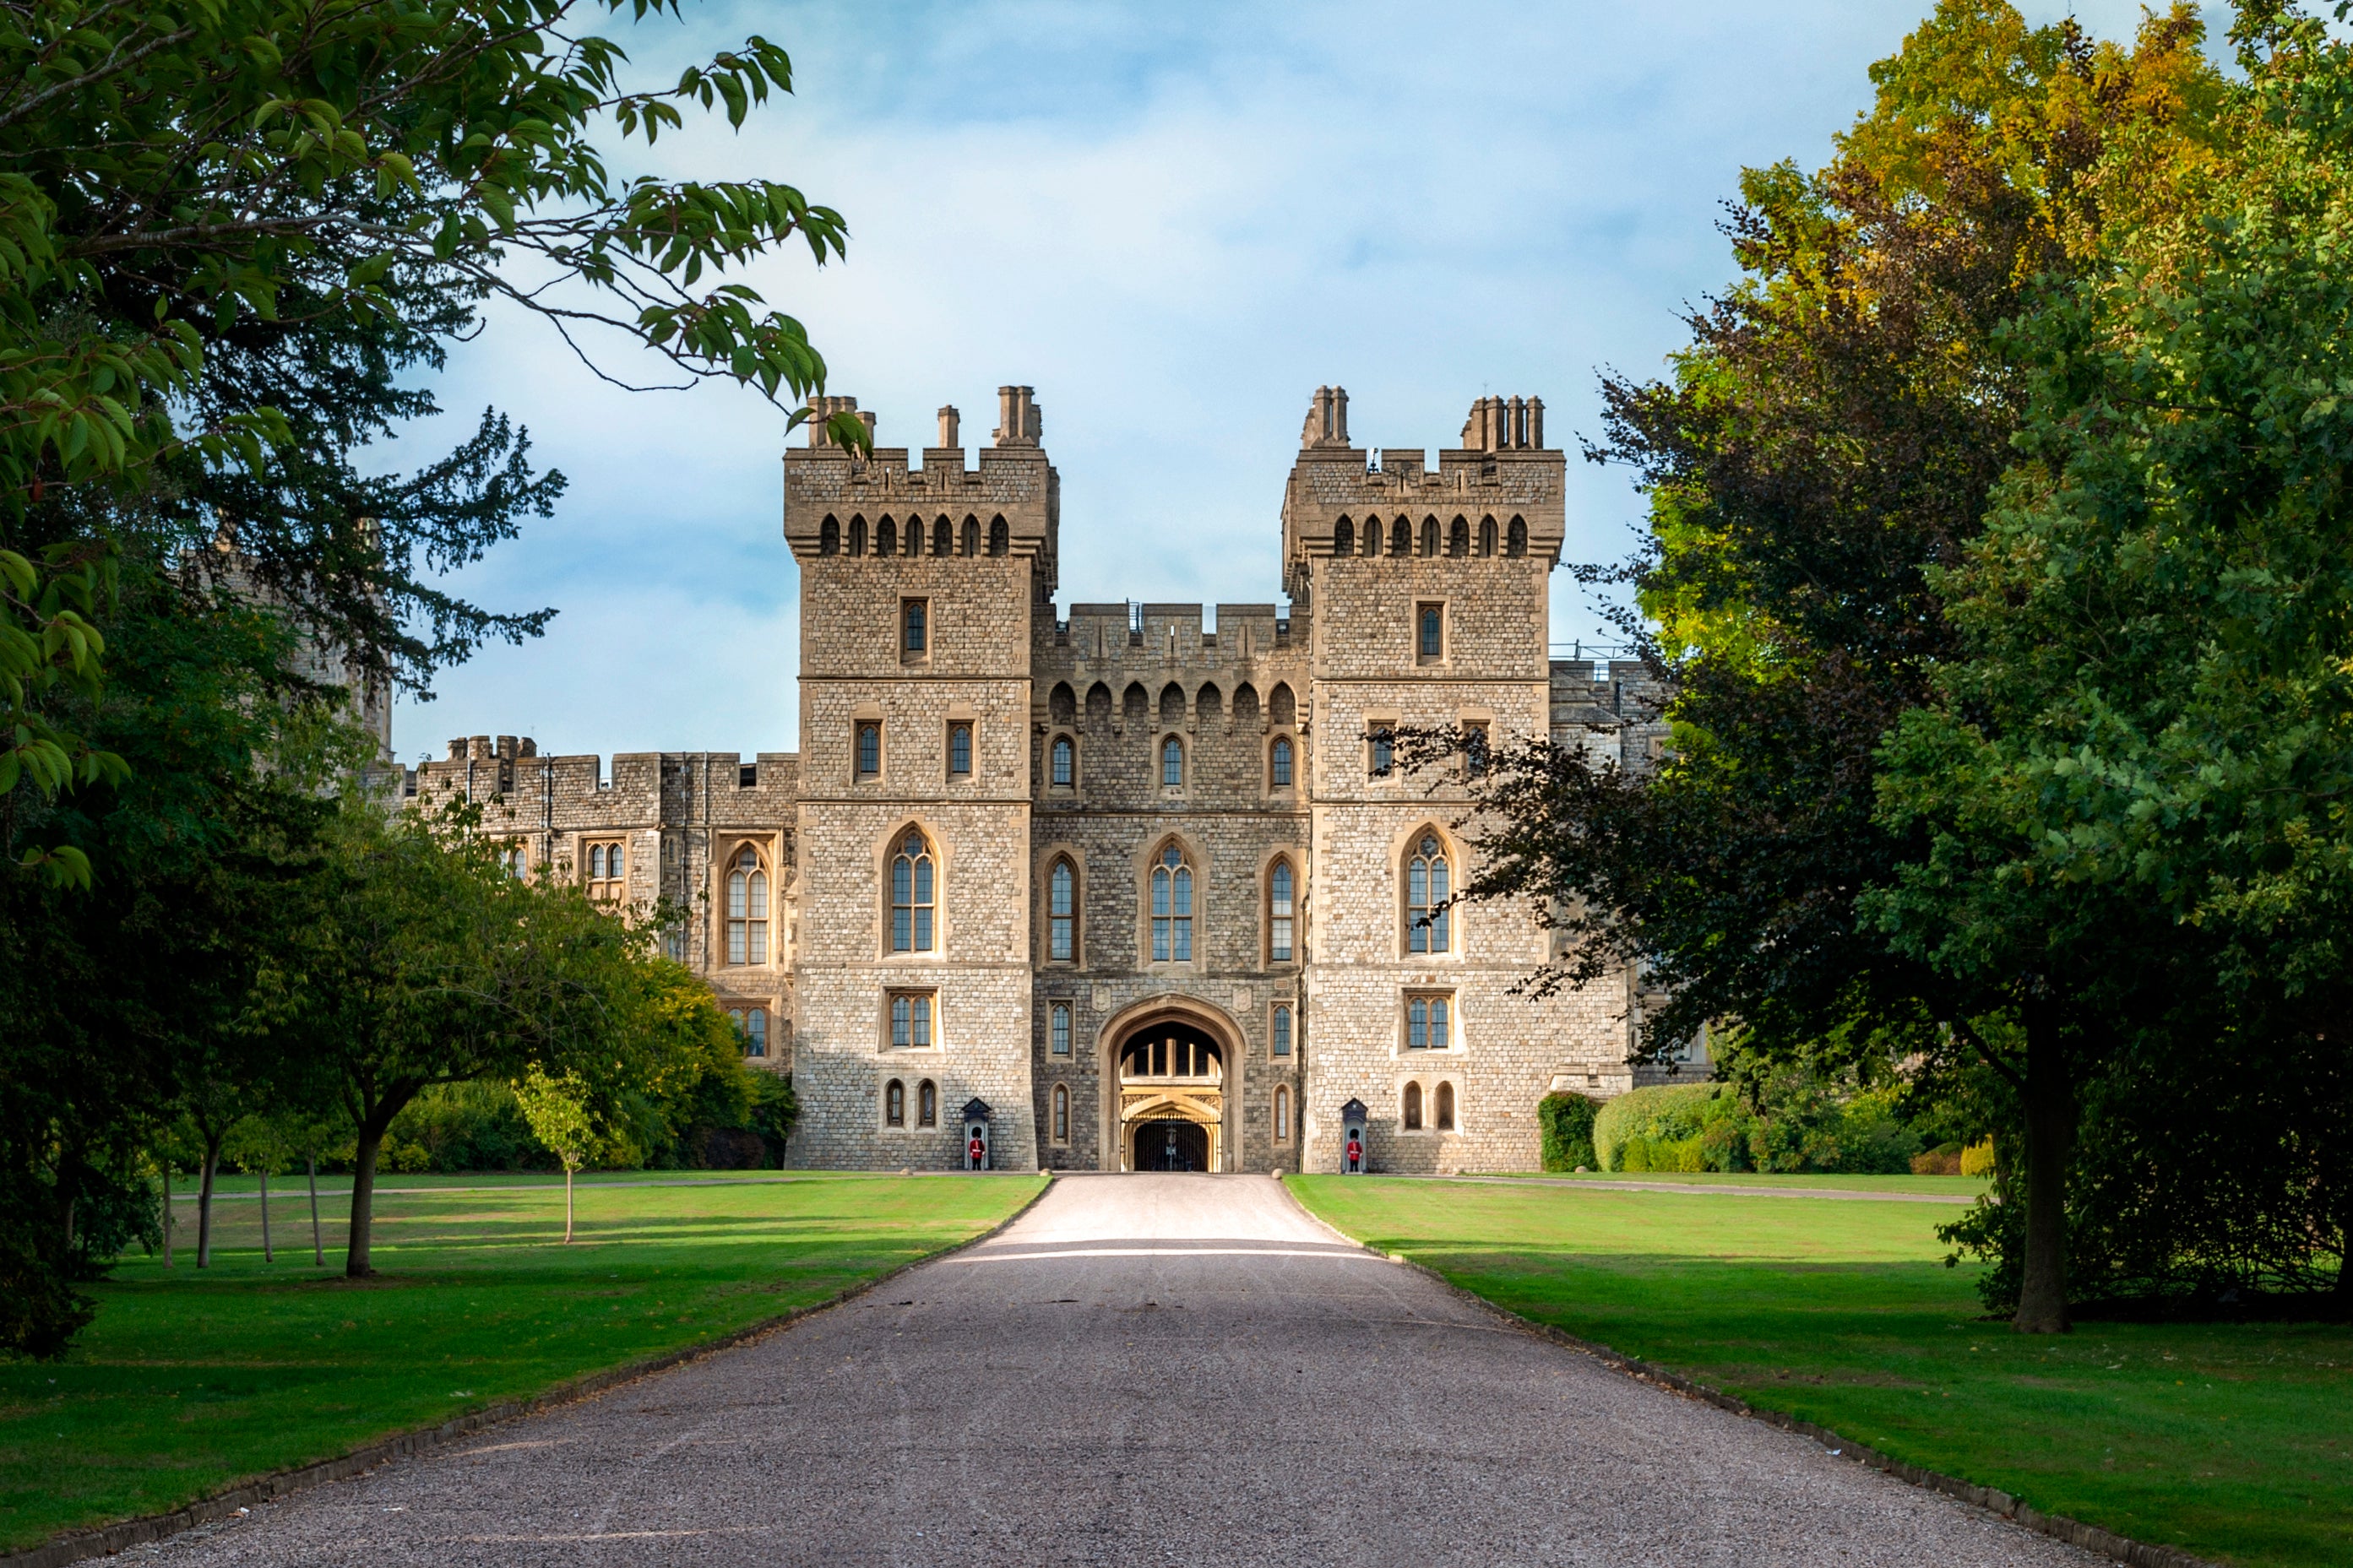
[390,0,2184,761]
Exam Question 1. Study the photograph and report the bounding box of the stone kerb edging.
[1275,1179,2216,1568]
[4,1174,1057,1568]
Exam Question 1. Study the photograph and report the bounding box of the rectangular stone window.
[948,720,973,777]
[901,598,928,659]
[1272,1003,1293,1057]
[1368,723,1396,779]
[1051,1002,1073,1055]
[1405,991,1453,1050]
[1464,720,1491,778]
[856,721,881,779]
[584,838,625,900]
[888,990,937,1050]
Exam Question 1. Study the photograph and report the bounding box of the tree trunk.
[564,1164,575,1244]
[258,1166,273,1263]
[307,1153,323,1267]
[161,1162,173,1268]
[2013,1006,2073,1334]
[196,1140,221,1269]
[345,1122,386,1278]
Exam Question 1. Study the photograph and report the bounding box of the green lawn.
[1470,1169,1991,1196]
[1,1172,1043,1553]
[1291,1175,2351,1568]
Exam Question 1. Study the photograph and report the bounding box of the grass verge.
[1289,1175,2350,1568]
[1,1172,1043,1553]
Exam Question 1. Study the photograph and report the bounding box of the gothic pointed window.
[1274,1084,1291,1141]
[1051,1001,1073,1055]
[1269,735,1292,789]
[1161,735,1184,789]
[1052,1083,1070,1143]
[856,722,881,779]
[902,598,927,656]
[891,829,936,952]
[727,848,769,965]
[1049,857,1077,961]
[1273,1003,1293,1057]
[885,1079,905,1127]
[1051,735,1075,788]
[1404,1081,1424,1131]
[1435,1081,1456,1131]
[933,516,953,555]
[889,990,934,1048]
[1407,833,1450,953]
[1334,518,1354,553]
[918,1079,938,1126]
[745,1006,768,1058]
[948,721,972,776]
[1268,860,1295,963]
[1407,993,1452,1050]
[1150,844,1194,963]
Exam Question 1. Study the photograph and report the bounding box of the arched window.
[1051,735,1075,788]
[903,599,927,655]
[1050,681,1077,724]
[1269,860,1295,963]
[1087,682,1111,724]
[989,518,1008,555]
[1479,516,1497,556]
[1389,517,1410,556]
[726,848,769,964]
[962,517,981,556]
[1269,735,1293,789]
[885,1079,905,1127]
[1420,604,1443,659]
[590,844,606,879]
[1371,726,1394,777]
[1269,682,1295,726]
[1507,515,1527,556]
[1123,682,1149,722]
[875,517,895,556]
[1051,1001,1073,1055]
[1048,857,1076,961]
[1404,1082,1424,1131]
[1421,517,1440,556]
[1408,993,1451,1050]
[745,1006,768,1057]
[918,1080,937,1127]
[1435,1082,1456,1131]
[820,517,840,555]
[1449,517,1470,556]
[1274,1083,1291,1141]
[1273,1004,1293,1056]
[1150,844,1194,962]
[856,721,881,778]
[1408,832,1451,953]
[1160,682,1186,724]
[948,722,972,776]
[1160,735,1184,789]
[1052,1083,1070,1143]
[933,516,953,556]
[849,516,868,556]
[891,829,936,952]
[1334,517,1354,554]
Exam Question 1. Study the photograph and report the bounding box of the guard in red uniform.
[968,1135,985,1169]
[1345,1135,1362,1172]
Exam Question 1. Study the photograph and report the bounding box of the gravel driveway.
[135,1173,2096,1567]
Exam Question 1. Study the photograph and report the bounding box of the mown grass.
[1474,1169,1990,1196]
[0,1172,1043,1552]
[1290,1175,2350,1568]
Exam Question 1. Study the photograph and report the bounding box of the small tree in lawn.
[513,1067,600,1244]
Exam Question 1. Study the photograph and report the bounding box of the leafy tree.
[2,0,867,869]
[512,1066,600,1243]
[1440,1,2220,1333]
[1872,0,2353,1321]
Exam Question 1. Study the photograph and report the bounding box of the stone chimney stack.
[1460,393,1546,452]
[992,385,1042,447]
[937,405,960,448]
[806,394,874,448]
[1299,385,1350,448]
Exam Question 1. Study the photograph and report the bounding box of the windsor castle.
[398,387,1672,1174]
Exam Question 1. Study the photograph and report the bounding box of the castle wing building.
[404,386,1674,1172]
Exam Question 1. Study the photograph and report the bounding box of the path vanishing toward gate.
[131,1174,2097,1568]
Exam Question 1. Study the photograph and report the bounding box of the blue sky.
[387,0,2175,763]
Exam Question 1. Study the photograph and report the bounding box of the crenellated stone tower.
[402,384,1673,1174]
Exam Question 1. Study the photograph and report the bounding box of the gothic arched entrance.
[1100,1002,1238,1172]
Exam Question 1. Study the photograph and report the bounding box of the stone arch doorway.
[1097,998,1243,1173]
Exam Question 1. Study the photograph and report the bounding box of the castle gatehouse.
[402,386,1676,1173]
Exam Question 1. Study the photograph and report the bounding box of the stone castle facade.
[402,386,1671,1173]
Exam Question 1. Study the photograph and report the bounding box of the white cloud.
[394,0,2199,751]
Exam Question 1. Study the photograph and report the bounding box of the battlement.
[1280,388,1568,576]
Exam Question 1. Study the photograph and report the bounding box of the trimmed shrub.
[1621,1135,1654,1172]
[1593,1083,1718,1169]
[1959,1138,1997,1178]
[1912,1143,1964,1175]
[1537,1092,1600,1172]
[1673,1137,1708,1173]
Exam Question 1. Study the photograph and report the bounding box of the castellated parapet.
[405,386,1671,1174]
